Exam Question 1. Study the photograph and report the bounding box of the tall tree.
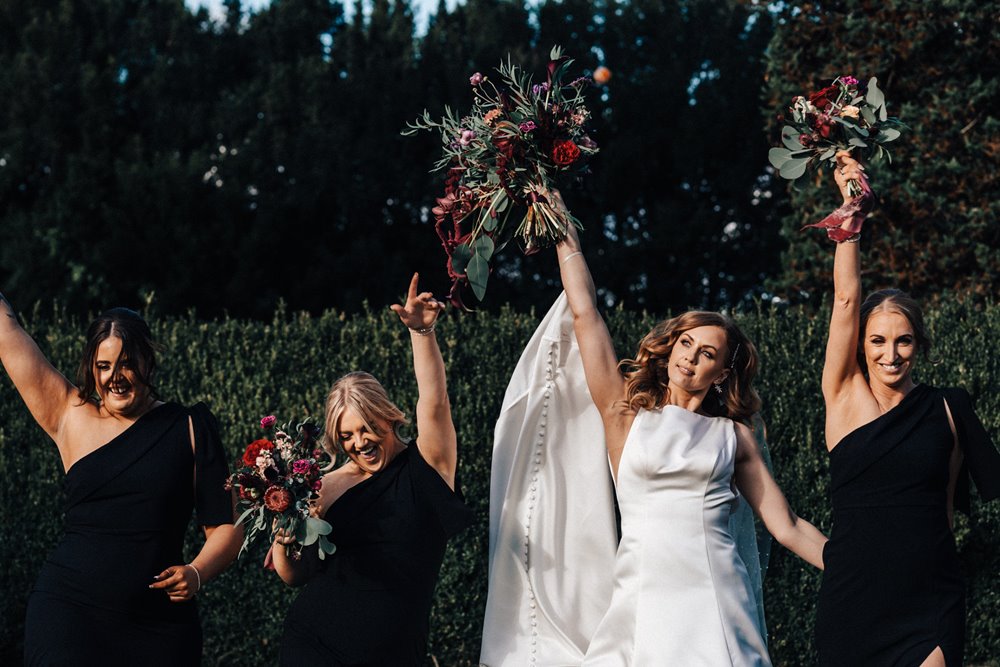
[763,0,1000,305]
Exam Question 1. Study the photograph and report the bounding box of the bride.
[480,195,827,665]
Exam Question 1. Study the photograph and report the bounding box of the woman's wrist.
[409,323,436,336]
[185,563,202,593]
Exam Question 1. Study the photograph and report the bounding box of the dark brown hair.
[858,289,933,370]
[619,311,762,422]
[76,308,160,403]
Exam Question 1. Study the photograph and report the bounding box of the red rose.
[242,438,275,466]
[552,139,581,166]
[813,114,834,139]
[808,85,838,111]
[263,486,292,512]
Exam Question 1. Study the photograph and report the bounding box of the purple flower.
[519,121,537,133]
[840,75,859,86]
[578,135,598,150]
[260,415,276,429]
[531,82,550,96]
[469,72,484,86]
[292,459,312,475]
[459,129,476,146]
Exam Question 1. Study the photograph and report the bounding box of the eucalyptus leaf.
[866,77,885,109]
[768,147,792,169]
[878,105,888,122]
[781,129,804,150]
[467,253,490,301]
[481,209,498,233]
[779,156,812,180]
[819,147,836,161]
[849,137,868,148]
[877,127,901,143]
[235,505,257,528]
[495,193,509,214]
[861,107,877,125]
[471,234,495,260]
[308,517,333,535]
[451,242,473,275]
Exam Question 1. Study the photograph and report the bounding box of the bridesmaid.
[814,153,1000,666]
[0,295,242,665]
[272,274,474,666]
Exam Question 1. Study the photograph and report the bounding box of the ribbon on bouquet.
[802,171,875,242]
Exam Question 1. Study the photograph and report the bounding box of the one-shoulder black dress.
[816,385,1000,666]
[280,444,474,666]
[24,402,234,667]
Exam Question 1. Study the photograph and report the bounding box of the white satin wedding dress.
[480,293,770,666]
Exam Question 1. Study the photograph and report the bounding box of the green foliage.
[2,301,999,665]
[0,0,781,319]
[762,0,1000,305]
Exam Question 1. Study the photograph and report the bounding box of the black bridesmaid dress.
[816,385,1000,666]
[23,402,233,667]
[280,444,474,666]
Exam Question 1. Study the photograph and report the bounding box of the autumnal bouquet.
[403,46,600,306]
[769,76,905,240]
[226,415,336,560]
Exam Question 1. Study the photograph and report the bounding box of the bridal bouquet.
[768,76,905,196]
[226,415,336,560]
[403,46,600,306]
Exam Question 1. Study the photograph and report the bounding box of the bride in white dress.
[480,200,827,666]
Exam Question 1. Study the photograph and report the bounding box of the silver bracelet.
[561,251,583,264]
[186,563,202,593]
[409,323,436,336]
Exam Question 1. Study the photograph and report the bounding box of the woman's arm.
[390,273,457,489]
[734,423,827,570]
[269,528,323,587]
[149,522,245,601]
[551,195,628,470]
[0,292,76,439]
[822,154,869,448]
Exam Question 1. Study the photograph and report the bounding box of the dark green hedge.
[2,300,998,666]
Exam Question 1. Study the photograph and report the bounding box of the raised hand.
[390,273,445,332]
[834,150,866,203]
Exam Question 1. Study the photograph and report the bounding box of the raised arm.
[822,154,866,405]
[733,422,827,570]
[390,273,457,489]
[552,196,626,418]
[0,291,76,440]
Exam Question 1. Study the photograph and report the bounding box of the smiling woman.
[814,153,1000,667]
[269,273,474,666]
[0,296,243,666]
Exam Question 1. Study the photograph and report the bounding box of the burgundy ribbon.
[802,172,874,242]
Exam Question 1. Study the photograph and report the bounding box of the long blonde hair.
[322,371,409,457]
[619,311,761,422]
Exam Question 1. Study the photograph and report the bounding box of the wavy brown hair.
[76,308,161,404]
[619,311,761,422]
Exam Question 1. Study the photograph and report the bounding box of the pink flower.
[459,129,476,146]
[260,415,276,429]
[519,121,536,133]
[470,72,483,86]
[311,479,323,491]
[840,75,859,86]
[292,459,312,475]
